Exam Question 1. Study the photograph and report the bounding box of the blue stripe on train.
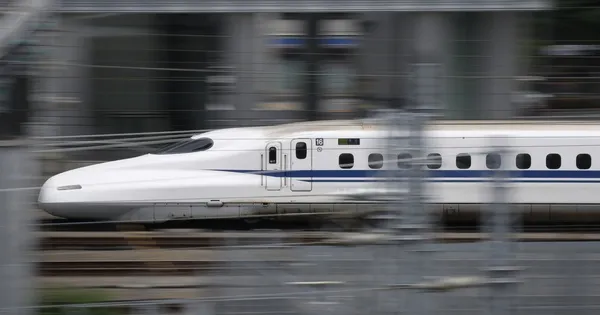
[308,179,600,183]
[216,169,600,179]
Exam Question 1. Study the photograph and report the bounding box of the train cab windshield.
[153,137,214,154]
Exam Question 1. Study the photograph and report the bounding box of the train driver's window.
[153,137,214,154]
[296,142,307,159]
[456,153,471,169]
[486,153,501,169]
[577,153,591,170]
[546,153,561,169]
[516,153,531,169]
[339,153,354,169]
[368,153,384,169]
[427,153,442,170]
[268,147,277,164]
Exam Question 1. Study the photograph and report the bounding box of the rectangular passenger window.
[546,153,561,169]
[577,153,591,170]
[296,142,307,159]
[368,153,384,169]
[339,153,354,169]
[456,153,471,169]
[268,147,277,164]
[486,153,501,169]
[516,153,531,169]
[397,153,412,169]
[427,153,442,170]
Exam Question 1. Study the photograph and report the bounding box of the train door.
[290,138,312,191]
[265,142,282,191]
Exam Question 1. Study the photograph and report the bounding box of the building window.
[516,153,531,169]
[339,153,354,169]
[577,153,591,170]
[368,153,384,169]
[546,153,561,169]
[486,153,502,170]
[427,153,442,170]
[456,153,471,169]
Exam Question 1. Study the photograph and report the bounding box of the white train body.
[37,119,600,223]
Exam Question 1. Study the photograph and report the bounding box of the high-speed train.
[37,119,600,225]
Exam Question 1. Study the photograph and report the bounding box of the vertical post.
[388,13,399,109]
[305,14,320,121]
[404,62,442,315]
[0,143,36,315]
[484,136,519,315]
[0,25,37,314]
[372,62,441,315]
[369,109,408,314]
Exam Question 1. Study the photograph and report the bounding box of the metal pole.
[484,136,520,315]
[372,62,440,315]
[403,62,442,315]
[305,14,320,121]
[0,142,36,315]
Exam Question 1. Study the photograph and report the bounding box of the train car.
[37,119,600,226]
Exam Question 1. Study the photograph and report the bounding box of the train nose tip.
[37,177,58,216]
[37,173,82,218]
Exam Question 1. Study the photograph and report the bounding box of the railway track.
[37,230,600,251]
[36,229,600,277]
[37,217,600,234]
[38,232,600,277]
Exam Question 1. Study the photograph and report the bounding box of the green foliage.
[38,288,122,315]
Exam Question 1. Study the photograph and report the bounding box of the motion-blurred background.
[1,0,597,170]
[1,1,600,314]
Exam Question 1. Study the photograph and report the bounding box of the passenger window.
[516,153,531,169]
[546,153,561,169]
[268,147,277,164]
[339,153,354,169]
[368,153,384,169]
[427,153,442,170]
[295,142,307,159]
[397,153,412,169]
[486,153,501,170]
[456,153,471,169]
[577,153,591,170]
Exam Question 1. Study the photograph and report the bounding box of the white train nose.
[37,172,84,218]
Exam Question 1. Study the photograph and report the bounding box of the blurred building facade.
[37,1,556,137]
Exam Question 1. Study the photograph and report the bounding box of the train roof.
[264,119,600,132]
[195,119,600,140]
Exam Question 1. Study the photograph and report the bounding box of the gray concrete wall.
[358,11,527,120]
[53,16,92,137]
[32,14,93,138]
[39,14,169,137]
[358,12,412,107]
[446,12,482,119]
[38,11,531,139]
[448,11,524,119]
[222,13,260,111]
[411,12,452,113]
[478,11,521,119]
[88,14,165,134]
